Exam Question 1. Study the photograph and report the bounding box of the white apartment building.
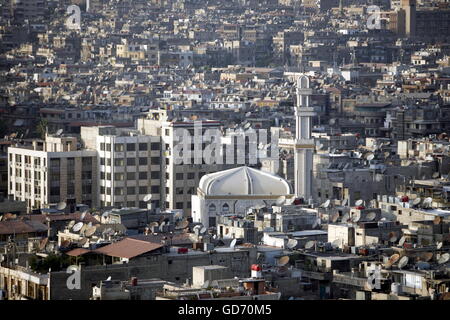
[8,135,98,212]
[80,126,161,210]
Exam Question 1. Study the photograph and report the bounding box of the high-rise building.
[8,134,98,212]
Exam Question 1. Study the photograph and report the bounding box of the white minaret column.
[294,75,316,201]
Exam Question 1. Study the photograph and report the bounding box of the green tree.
[36,118,48,139]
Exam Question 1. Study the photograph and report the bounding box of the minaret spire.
[294,75,316,201]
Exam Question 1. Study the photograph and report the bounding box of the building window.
[127,158,136,166]
[139,143,147,151]
[139,157,148,165]
[127,143,136,151]
[209,204,216,212]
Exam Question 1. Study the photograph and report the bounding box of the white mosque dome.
[198,166,293,196]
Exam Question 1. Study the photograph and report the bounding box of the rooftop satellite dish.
[149,221,159,228]
[384,152,390,158]
[366,211,377,221]
[277,256,290,266]
[385,253,400,268]
[159,221,166,231]
[323,199,331,208]
[72,222,84,232]
[200,227,207,234]
[312,218,320,229]
[80,211,87,220]
[57,201,67,211]
[398,236,406,247]
[352,211,361,223]
[355,199,364,206]
[143,194,153,202]
[330,212,340,223]
[276,196,286,206]
[245,112,252,117]
[79,238,88,246]
[68,220,76,229]
[412,197,421,206]
[437,242,443,250]
[367,154,375,161]
[56,129,63,136]
[342,198,349,206]
[305,240,316,250]
[423,197,432,207]
[438,253,450,264]
[389,232,398,243]
[230,239,237,249]
[398,256,409,269]
[79,224,88,235]
[244,122,251,129]
[432,172,439,178]
[177,220,189,230]
[287,239,298,249]
[85,226,97,237]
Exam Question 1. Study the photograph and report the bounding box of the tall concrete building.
[402,0,416,37]
[294,76,316,201]
[8,135,98,212]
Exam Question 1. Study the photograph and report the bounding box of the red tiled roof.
[0,220,48,235]
[65,248,91,257]
[94,237,163,259]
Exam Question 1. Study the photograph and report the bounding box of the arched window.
[222,203,229,212]
[208,204,216,212]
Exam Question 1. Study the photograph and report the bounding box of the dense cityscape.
[0,0,449,302]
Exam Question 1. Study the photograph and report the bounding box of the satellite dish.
[57,202,67,211]
[149,221,159,228]
[305,240,316,250]
[80,211,87,220]
[423,197,432,207]
[330,212,339,223]
[412,197,421,206]
[433,216,442,225]
[366,211,377,221]
[159,221,166,231]
[276,196,286,206]
[200,227,207,234]
[72,222,84,232]
[342,198,349,206]
[56,129,63,136]
[389,232,398,243]
[323,199,331,208]
[79,224,88,235]
[176,220,189,230]
[432,172,439,178]
[398,256,409,269]
[277,256,290,266]
[287,239,298,249]
[385,253,400,268]
[245,112,252,117]
[438,253,450,264]
[355,199,364,206]
[398,236,406,247]
[67,220,76,229]
[352,211,361,223]
[143,194,153,202]
[437,242,443,250]
[244,122,251,129]
[85,226,97,237]
[230,239,237,249]
[79,238,88,246]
